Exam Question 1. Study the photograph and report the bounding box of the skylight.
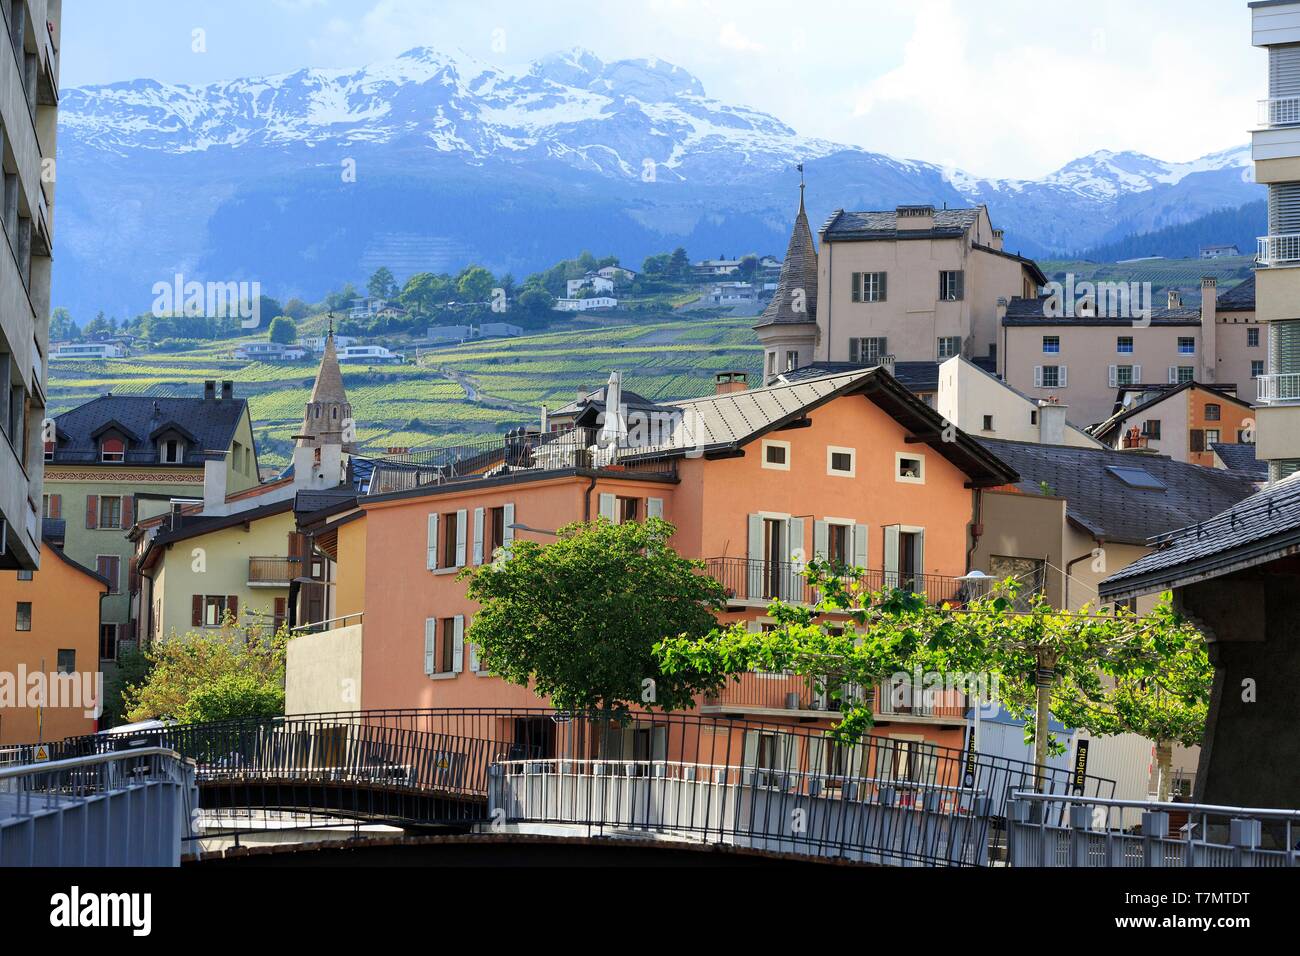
[1105,465,1166,490]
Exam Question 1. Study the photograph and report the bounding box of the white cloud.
[717,22,765,54]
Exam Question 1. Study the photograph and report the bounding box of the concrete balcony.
[247,555,300,587]
[1257,234,1300,267]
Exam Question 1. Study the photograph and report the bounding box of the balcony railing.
[1259,95,1300,128]
[1257,233,1300,267]
[1256,372,1300,404]
[704,557,969,607]
[247,556,301,586]
[702,672,966,720]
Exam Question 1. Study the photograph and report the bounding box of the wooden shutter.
[452,615,465,673]
[747,513,765,600]
[273,597,287,631]
[954,271,965,301]
[1033,366,1043,387]
[1059,366,1068,387]
[225,595,238,624]
[1168,366,1178,384]
[49,494,61,519]
[598,493,616,522]
[1190,429,1206,453]
[785,517,805,600]
[455,509,468,566]
[1133,364,1142,383]
[473,507,485,565]
[646,497,664,519]
[424,618,436,676]
[879,272,887,302]
[191,594,203,627]
[813,520,828,560]
[851,272,861,302]
[914,531,925,576]
[426,513,439,569]
[85,494,99,529]
[121,495,134,529]
[884,525,901,586]
[1108,365,1118,387]
[853,524,869,569]
[502,503,515,551]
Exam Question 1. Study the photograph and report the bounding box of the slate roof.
[1210,442,1267,480]
[137,498,294,573]
[1216,274,1255,311]
[1100,472,1300,598]
[1003,295,1201,326]
[49,393,250,467]
[821,207,982,242]
[977,438,1257,546]
[754,187,819,329]
[777,361,942,393]
[1091,381,1251,444]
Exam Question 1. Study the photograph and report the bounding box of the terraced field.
[45,315,763,468]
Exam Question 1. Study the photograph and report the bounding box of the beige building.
[999,276,1263,427]
[1091,381,1257,467]
[0,1,60,571]
[935,355,1103,448]
[755,193,1044,385]
[1251,0,1300,480]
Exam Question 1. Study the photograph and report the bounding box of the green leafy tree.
[122,623,287,723]
[456,265,495,304]
[459,518,727,716]
[267,315,297,344]
[367,266,397,301]
[400,271,453,315]
[516,286,555,318]
[282,297,310,320]
[668,247,690,278]
[49,307,78,341]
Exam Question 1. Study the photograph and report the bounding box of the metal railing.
[46,708,1114,865]
[1259,95,1300,127]
[247,556,301,585]
[1007,791,1300,867]
[0,747,197,866]
[703,673,966,720]
[365,426,678,496]
[290,611,364,635]
[704,557,968,607]
[1257,233,1300,267]
[1257,372,1300,404]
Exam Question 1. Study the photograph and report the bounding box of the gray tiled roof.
[978,438,1257,546]
[778,361,941,393]
[1216,274,1255,311]
[50,393,251,466]
[1003,295,1200,326]
[1210,442,1267,480]
[1100,472,1300,597]
[754,190,819,328]
[822,207,981,242]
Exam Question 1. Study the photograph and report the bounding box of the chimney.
[990,228,1005,251]
[715,371,748,395]
[292,444,315,489]
[879,354,897,377]
[221,380,234,401]
[1167,290,1182,310]
[203,380,216,400]
[1037,400,1068,445]
[1200,276,1218,382]
[202,454,227,512]
[896,204,935,231]
[319,443,343,488]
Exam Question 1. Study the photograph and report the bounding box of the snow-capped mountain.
[52,47,1262,318]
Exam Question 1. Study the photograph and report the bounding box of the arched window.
[101,437,125,463]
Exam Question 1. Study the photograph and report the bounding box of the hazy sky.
[63,0,1264,179]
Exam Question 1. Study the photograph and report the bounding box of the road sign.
[33,745,50,763]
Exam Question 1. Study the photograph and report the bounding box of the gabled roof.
[1216,274,1255,311]
[137,498,294,573]
[1100,472,1300,599]
[754,186,819,329]
[50,394,250,467]
[979,438,1257,546]
[1003,295,1201,326]
[1091,381,1252,444]
[1211,442,1267,480]
[777,361,942,393]
[821,207,982,242]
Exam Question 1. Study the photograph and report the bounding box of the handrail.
[290,611,364,634]
[1010,789,1300,822]
[0,745,183,779]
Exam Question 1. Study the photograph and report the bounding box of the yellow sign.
[33,745,50,763]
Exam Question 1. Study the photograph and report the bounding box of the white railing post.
[1069,805,1091,868]
[1141,811,1169,867]
[1230,817,1262,868]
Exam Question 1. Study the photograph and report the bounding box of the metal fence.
[704,558,968,607]
[1008,791,1300,867]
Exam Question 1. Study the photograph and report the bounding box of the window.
[96,555,121,594]
[849,337,888,364]
[851,271,887,303]
[827,524,850,567]
[1042,336,1060,354]
[939,270,964,301]
[1142,419,1162,439]
[488,506,507,556]
[440,618,456,673]
[99,496,122,530]
[428,510,467,569]
[56,650,75,675]
[41,494,60,519]
[762,440,790,471]
[1117,336,1133,353]
[982,414,994,431]
[1205,429,1221,446]
[827,446,856,477]
[766,352,778,378]
[194,594,238,627]
[17,570,32,581]
[425,616,464,677]
[937,336,961,359]
[1178,337,1196,355]
[1205,403,1221,421]
[1037,365,1065,388]
[896,453,925,484]
[1248,327,1260,348]
[100,624,119,661]
[15,602,31,631]
[100,437,125,463]
[784,350,799,372]
[1176,366,1194,384]
[160,438,184,464]
[1252,360,1265,378]
[1111,365,1136,387]
[618,496,640,523]
[1104,466,1166,490]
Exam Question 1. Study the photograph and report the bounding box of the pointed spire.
[755,174,818,329]
[298,320,353,450]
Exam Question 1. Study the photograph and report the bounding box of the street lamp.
[508,522,558,537]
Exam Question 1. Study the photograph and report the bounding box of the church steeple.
[299,321,355,451]
[755,169,819,330]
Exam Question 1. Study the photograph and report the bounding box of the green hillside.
[45,316,763,468]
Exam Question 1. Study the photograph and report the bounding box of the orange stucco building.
[0,538,108,745]
[291,367,1016,761]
